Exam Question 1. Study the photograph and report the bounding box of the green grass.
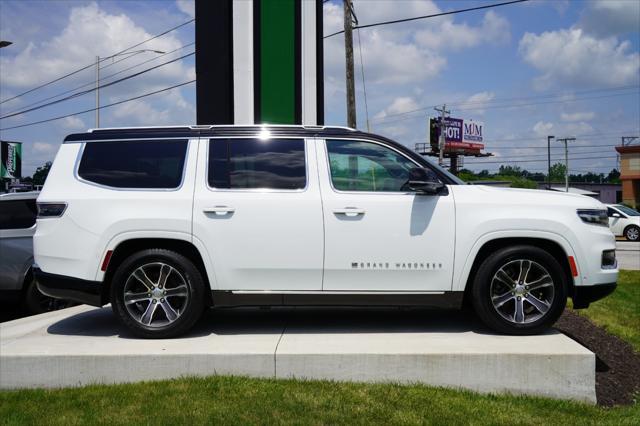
[1,375,639,426]
[571,270,640,352]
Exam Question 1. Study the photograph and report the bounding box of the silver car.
[0,191,68,313]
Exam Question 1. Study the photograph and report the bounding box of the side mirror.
[407,168,444,195]
[612,213,621,218]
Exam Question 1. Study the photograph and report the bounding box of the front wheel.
[471,245,567,335]
[111,249,205,338]
[625,225,639,241]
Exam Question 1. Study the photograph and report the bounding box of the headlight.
[577,209,608,227]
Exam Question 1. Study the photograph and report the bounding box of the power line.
[324,0,529,39]
[374,90,640,126]
[372,85,639,122]
[1,42,195,117]
[0,80,195,131]
[0,52,194,120]
[0,19,194,105]
[465,155,618,165]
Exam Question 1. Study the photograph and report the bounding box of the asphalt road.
[616,241,640,271]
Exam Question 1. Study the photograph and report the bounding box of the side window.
[326,139,435,192]
[0,199,37,230]
[208,138,306,190]
[607,208,617,217]
[77,140,188,189]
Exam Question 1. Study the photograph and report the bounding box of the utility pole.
[344,0,356,129]
[547,135,554,189]
[95,56,100,128]
[434,104,450,167]
[557,137,575,192]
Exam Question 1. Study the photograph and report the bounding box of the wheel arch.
[101,238,213,306]
[461,236,575,308]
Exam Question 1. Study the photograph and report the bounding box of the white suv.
[34,125,618,338]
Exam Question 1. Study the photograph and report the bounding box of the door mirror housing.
[612,213,621,218]
[407,168,445,195]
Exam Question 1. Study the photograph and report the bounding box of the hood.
[468,185,605,209]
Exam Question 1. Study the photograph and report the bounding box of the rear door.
[192,136,324,291]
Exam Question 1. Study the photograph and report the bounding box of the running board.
[211,291,464,308]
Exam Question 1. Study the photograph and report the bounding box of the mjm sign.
[1,141,22,179]
[195,0,324,126]
[429,118,485,152]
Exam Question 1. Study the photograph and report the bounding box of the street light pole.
[94,49,165,128]
[547,135,554,189]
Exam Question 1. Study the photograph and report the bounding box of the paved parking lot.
[617,241,640,271]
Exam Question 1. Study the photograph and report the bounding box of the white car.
[606,204,640,241]
[34,125,618,338]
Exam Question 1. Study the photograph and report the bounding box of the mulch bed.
[554,309,640,407]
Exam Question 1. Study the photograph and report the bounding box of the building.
[615,145,640,208]
[536,183,621,204]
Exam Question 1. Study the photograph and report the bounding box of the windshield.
[614,205,640,216]
[423,157,467,185]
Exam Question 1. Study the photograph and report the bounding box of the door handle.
[203,206,235,215]
[333,207,365,217]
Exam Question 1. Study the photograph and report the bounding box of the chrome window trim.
[73,139,191,192]
[204,136,310,194]
[321,137,446,196]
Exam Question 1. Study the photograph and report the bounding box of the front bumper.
[572,282,617,309]
[34,268,105,307]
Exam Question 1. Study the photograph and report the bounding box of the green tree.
[498,165,523,177]
[548,163,566,182]
[32,161,52,186]
[607,169,621,184]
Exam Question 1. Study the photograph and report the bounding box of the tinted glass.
[327,140,436,192]
[0,199,37,230]
[208,139,306,190]
[78,140,187,189]
[615,205,640,216]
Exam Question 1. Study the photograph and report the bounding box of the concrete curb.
[0,306,596,403]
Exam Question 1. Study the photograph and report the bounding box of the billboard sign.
[1,141,22,179]
[429,118,485,152]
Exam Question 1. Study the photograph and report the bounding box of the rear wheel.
[471,245,567,335]
[625,225,639,241]
[111,249,205,338]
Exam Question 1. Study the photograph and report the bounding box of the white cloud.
[0,2,188,94]
[415,11,510,50]
[457,92,496,115]
[533,121,554,137]
[60,116,85,130]
[176,0,194,19]
[560,111,595,122]
[579,0,640,37]
[519,28,640,90]
[32,142,57,154]
[374,96,419,119]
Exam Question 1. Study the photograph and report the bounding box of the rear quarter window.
[77,140,188,189]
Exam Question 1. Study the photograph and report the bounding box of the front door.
[318,138,455,292]
[193,136,324,291]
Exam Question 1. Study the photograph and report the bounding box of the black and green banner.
[1,141,22,179]
[195,0,323,126]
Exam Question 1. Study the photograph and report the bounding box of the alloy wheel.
[627,227,639,241]
[490,259,555,324]
[123,262,189,328]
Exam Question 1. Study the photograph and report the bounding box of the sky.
[0,0,638,177]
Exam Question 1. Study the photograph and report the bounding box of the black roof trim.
[63,126,363,142]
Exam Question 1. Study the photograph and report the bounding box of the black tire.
[624,225,640,242]
[471,245,567,335]
[110,249,205,338]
